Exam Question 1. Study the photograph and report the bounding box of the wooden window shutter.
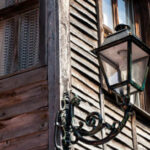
[18,8,39,70]
[0,18,16,76]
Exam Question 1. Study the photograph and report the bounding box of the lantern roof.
[102,24,131,46]
[93,24,150,55]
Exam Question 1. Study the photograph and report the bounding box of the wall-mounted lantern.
[55,24,150,150]
[94,24,150,98]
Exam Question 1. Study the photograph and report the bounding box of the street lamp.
[55,24,150,150]
[94,24,150,99]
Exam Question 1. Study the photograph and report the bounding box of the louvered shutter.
[18,9,39,70]
[0,18,16,76]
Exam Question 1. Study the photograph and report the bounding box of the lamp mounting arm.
[55,91,133,149]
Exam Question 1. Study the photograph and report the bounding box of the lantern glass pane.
[114,85,137,96]
[102,0,113,29]
[132,43,149,87]
[100,42,128,86]
[115,85,127,95]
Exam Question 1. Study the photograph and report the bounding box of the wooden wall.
[0,66,48,150]
[70,0,101,149]
[70,0,150,150]
[0,0,149,150]
[136,120,150,150]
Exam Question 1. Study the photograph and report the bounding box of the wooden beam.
[47,0,59,149]
[39,0,47,65]
[112,0,119,27]
[47,0,71,149]
[96,0,104,45]
[131,112,138,150]
[0,66,47,93]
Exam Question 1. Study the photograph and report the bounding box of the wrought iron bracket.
[55,92,133,150]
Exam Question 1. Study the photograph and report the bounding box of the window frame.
[0,0,47,79]
[103,0,135,37]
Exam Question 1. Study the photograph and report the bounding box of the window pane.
[18,9,39,70]
[118,0,135,34]
[118,0,127,24]
[132,43,149,87]
[0,0,16,9]
[0,18,16,76]
[100,42,128,87]
[103,0,113,29]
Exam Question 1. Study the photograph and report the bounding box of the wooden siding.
[105,100,133,150]
[70,0,149,149]
[70,0,101,149]
[136,120,150,150]
[0,66,48,150]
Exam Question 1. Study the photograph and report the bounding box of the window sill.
[0,63,47,81]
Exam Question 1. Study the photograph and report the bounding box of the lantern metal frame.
[94,34,150,97]
[54,25,150,150]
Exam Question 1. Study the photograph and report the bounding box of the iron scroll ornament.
[55,92,133,149]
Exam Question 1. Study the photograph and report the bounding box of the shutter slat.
[0,18,16,76]
[18,9,39,70]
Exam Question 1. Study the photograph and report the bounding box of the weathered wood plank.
[0,66,47,93]
[0,81,48,120]
[74,102,100,117]
[71,42,98,66]
[75,0,97,15]
[136,120,150,135]
[39,0,47,65]
[74,142,103,150]
[70,25,98,48]
[72,87,99,108]
[85,0,96,7]
[71,59,99,83]
[71,52,99,75]
[0,130,48,150]
[71,34,94,51]
[114,134,133,148]
[70,0,97,23]
[138,144,147,150]
[72,68,99,93]
[137,135,150,149]
[0,108,48,142]
[72,76,99,101]
[136,126,150,141]
[73,144,88,150]
[70,16,98,40]
[70,6,97,31]
[47,0,71,149]
[77,141,102,150]
[107,139,132,150]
